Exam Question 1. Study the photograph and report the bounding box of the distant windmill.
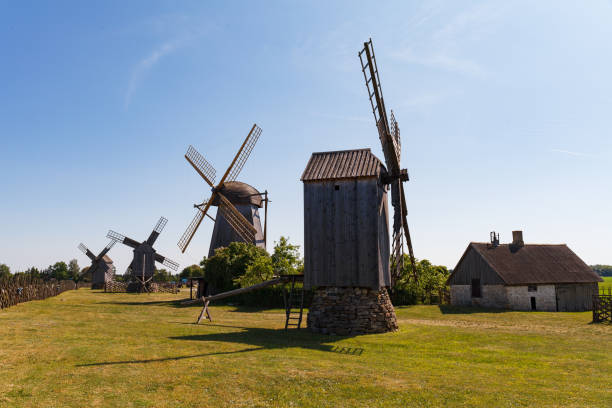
[107,217,179,289]
[77,240,116,289]
[178,124,269,257]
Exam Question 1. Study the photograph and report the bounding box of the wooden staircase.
[283,275,305,330]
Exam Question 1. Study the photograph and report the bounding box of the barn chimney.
[511,230,524,248]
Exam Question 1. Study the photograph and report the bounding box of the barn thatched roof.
[451,243,602,285]
[301,149,386,182]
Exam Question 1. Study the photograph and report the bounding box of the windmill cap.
[211,181,263,207]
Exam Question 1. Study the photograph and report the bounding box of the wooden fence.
[593,286,612,323]
[0,276,75,310]
[104,280,178,294]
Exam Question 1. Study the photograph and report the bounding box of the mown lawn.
[0,290,610,408]
[600,276,612,291]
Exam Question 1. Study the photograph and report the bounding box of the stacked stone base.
[307,287,398,335]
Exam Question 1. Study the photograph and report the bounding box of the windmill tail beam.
[182,275,303,306]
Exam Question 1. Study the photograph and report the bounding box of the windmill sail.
[360,38,417,283]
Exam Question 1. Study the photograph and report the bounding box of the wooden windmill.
[77,240,116,289]
[359,38,417,283]
[177,124,269,257]
[107,217,179,289]
[301,39,416,335]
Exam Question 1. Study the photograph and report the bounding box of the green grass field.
[600,276,612,291]
[0,290,610,408]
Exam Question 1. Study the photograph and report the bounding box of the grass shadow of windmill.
[77,327,364,367]
[170,326,365,356]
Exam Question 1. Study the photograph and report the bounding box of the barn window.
[471,279,481,298]
[528,285,537,292]
[334,185,340,191]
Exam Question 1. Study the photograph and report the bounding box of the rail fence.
[0,277,75,310]
[593,287,612,323]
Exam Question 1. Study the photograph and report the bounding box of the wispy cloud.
[392,49,485,77]
[124,40,183,109]
[311,112,371,123]
[551,149,593,157]
[391,2,512,78]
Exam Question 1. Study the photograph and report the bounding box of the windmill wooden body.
[302,39,417,335]
[107,217,179,290]
[78,240,116,289]
[178,124,269,258]
[207,181,266,257]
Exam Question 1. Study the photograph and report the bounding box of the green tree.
[47,262,70,281]
[68,259,80,282]
[271,236,303,275]
[153,268,174,283]
[235,255,274,288]
[179,264,204,280]
[394,257,450,304]
[0,264,10,280]
[204,242,269,292]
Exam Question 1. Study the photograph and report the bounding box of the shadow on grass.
[96,299,192,308]
[438,304,509,314]
[78,327,364,367]
[77,348,262,366]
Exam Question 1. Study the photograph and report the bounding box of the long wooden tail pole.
[193,276,292,323]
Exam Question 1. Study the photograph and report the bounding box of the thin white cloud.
[551,149,593,157]
[311,112,371,123]
[392,2,512,78]
[392,49,486,77]
[124,40,183,109]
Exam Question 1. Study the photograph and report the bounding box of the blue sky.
[1,1,611,273]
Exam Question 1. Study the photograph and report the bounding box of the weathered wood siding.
[303,178,390,289]
[448,246,505,285]
[208,204,265,257]
[555,283,598,312]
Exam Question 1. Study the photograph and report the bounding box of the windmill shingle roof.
[301,149,386,181]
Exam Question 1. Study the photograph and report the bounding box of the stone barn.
[447,231,602,312]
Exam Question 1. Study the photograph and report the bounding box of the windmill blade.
[147,216,168,245]
[217,192,257,244]
[106,230,140,249]
[97,239,116,260]
[185,145,216,188]
[359,39,400,174]
[218,124,262,185]
[154,253,179,271]
[400,182,417,281]
[177,196,216,253]
[78,243,97,261]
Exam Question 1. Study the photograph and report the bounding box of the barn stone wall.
[450,285,471,306]
[477,285,507,308]
[506,285,556,311]
[450,285,507,308]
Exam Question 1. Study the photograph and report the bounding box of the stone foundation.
[307,287,398,335]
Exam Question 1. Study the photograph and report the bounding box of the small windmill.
[107,217,179,289]
[77,240,116,289]
[359,38,417,283]
[178,124,268,256]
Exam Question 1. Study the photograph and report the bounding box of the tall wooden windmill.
[177,124,269,257]
[107,217,179,289]
[78,240,116,289]
[301,39,416,335]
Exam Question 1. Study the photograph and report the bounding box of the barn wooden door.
[556,285,575,312]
